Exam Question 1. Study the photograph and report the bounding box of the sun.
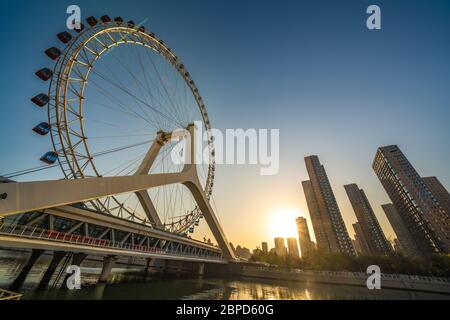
[267,208,301,240]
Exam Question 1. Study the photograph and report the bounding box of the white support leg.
[134,131,166,226]
[182,124,236,260]
[135,190,162,226]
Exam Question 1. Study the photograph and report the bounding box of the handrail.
[0,288,23,300]
[0,223,223,261]
[243,266,450,284]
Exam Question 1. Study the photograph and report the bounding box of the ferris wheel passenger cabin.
[40,152,58,165]
[35,68,53,81]
[57,32,72,44]
[45,47,61,60]
[32,122,51,136]
[31,94,49,107]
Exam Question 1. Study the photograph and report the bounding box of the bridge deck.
[0,223,227,264]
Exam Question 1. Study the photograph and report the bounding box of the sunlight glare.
[267,208,301,241]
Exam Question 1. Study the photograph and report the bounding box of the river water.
[1,249,449,300]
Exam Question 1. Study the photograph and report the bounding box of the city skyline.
[258,145,449,257]
[0,0,449,251]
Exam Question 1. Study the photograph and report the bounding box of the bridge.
[0,126,234,291]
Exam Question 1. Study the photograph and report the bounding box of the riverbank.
[227,263,450,295]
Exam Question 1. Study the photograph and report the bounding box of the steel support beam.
[98,255,116,284]
[9,249,45,291]
[0,125,235,260]
[38,251,66,290]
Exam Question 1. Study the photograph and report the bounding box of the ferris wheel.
[30,15,216,235]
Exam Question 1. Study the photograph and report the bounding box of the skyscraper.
[393,238,405,255]
[302,156,356,256]
[352,239,363,256]
[344,184,392,255]
[296,217,314,257]
[274,237,287,256]
[381,203,419,256]
[287,238,300,257]
[423,176,450,215]
[261,242,268,254]
[352,222,371,256]
[373,145,449,255]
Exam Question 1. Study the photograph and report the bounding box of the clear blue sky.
[1,0,449,249]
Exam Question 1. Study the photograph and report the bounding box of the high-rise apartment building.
[393,238,405,255]
[381,203,419,256]
[352,239,363,256]
[373,145,449,255]
[261,242,268,254]
[344,184,392,255]
[274,237,287,256]
[302,156,355,256]
[423,176,450,215]
[352,222,371,256]
[296,217,314,257]
[287,238,300,257]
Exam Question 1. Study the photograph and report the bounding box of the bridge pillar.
[61,252,87,289]
[198,263,205,276]
[143,258,153,280]
[38,251,66,290]
[174,260,184,274]
[98,256,116,284]
[9,249,45,291]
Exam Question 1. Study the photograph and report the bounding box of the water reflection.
[1,250,449,300]
[26,277,449,300]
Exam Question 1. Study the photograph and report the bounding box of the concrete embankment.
[225,263,450,295]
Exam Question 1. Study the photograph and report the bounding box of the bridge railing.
[0,223,223,261]
[244,265,450,284]
[0,288,23,300]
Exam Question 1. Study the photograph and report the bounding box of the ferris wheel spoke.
[88,67,165,129]
[89,133,155,140]
[140,47,182,124]
[143,47,189,127]
[87,78,162,129]
[137,44,187,128]
[134,46,182,129]
[132,45,177,129]
[102,152,145,176]
[90,139,154,158]
[162,61,188,127]
[109,46,168,128]
[87,100,157,128]
[110,41,176,129]
[89,67,183,128]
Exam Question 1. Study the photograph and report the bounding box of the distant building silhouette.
[261,242,268,254]
[302,156,355,256]
[235,245,252,260]
[373,145,449,255]
[287,238,300,257]
[344,184,392,255]
[274,237,287,256]
[296,217,314,257]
